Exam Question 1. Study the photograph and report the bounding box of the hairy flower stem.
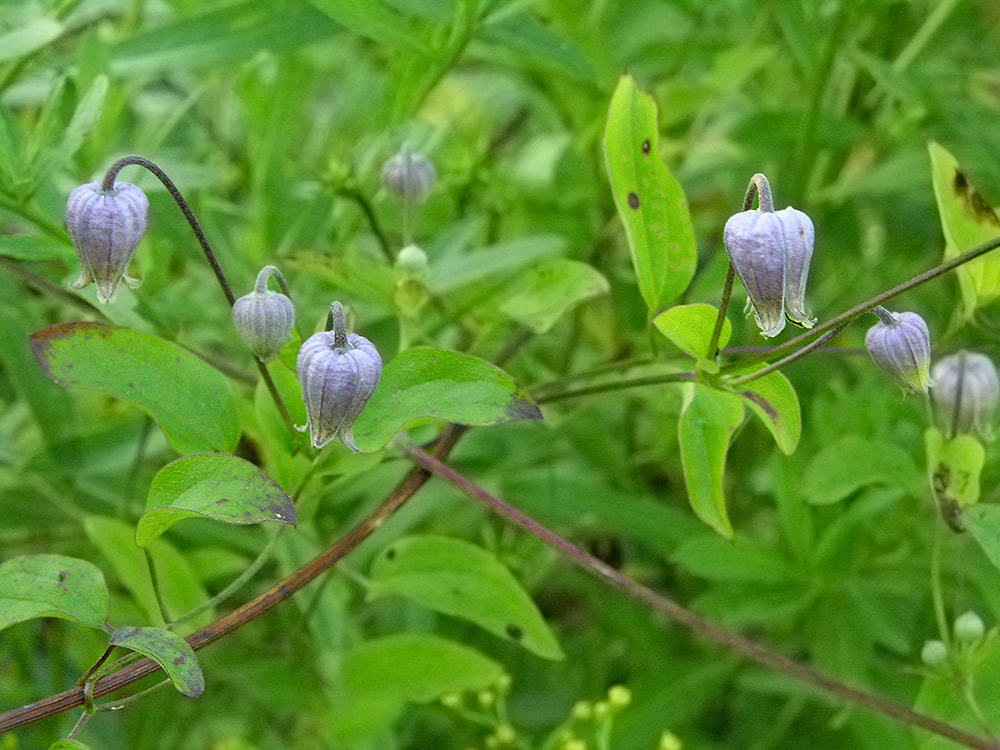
[707,173,773,358]
[101,156,295,432]
[398,439,1000,750]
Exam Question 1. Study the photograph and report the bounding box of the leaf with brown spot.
[109,625,204,697]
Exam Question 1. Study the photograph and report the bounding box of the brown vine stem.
[0,426,465,735]
[101,156,296,434]
[397,438,1000,750]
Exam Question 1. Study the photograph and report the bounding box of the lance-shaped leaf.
[929,141,1000,317]
[351,348,541,452]
[368,536,563,660]
[30,322,239,454]
[678,384,745,538]
[0,554,108,631]
[109,625,204,698]
[136,453,296,547]
[603,75,697,314]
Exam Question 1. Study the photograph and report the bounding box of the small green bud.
[954,610,986,644]
[67,181,149,303]
[658,731,683,750]
[395,243,429,278]
[932,351,999,439]
[571,701,593,721]
[296,302,382,451]
[232,265,295,360]
[607,685,632,710]
[921,639,949,667]
[865,307,932,394]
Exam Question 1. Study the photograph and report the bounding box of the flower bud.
[724,209,787,337]
[931,351,999,439]
[232,265,295,360]
[920,639,948,668]
[66,181,149,303]
[296,302,382,451]
[954,610,986,644]
[723,204,816,337]
[381,146,436,204]
[864,307,932,394]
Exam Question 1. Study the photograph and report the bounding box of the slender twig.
[397,439,1000,750]
[0,425,465,734]
[724,322,849,387]
[102,156,295,432]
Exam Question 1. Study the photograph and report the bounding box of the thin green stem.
[143,549,171,626]
[725,322,849,387]
[536,371,695,405]
[169,528,286,629]
[932,522,950,645]
[397,439,1000,750]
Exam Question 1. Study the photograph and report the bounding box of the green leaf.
[677,384,745,538]
[332,633,503,741]
[672,536,797,584]
[929,141,1000,316]
[963,505,1000,573]
[499,259,609,333]
[0,555,108,631]
[49,740,90,750]
[352,349,542,452]
[109,626,204,698]
[733,370,801,455]
[0,15,63,63]
[368,536,563,660]
[803,435,919,505]
[653,303,731,372]
[603,75,697,314]
[30,322,240,455]
[926,428,985,530]
[136,454,296,547]
[306,0,429,54]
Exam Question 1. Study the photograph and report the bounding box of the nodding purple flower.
[296,302,382,451]
[931,351,999,439]
[381,146,436,204]
[66,181,149,303]
[723,204,816,338]
[232,266,295,361]
[864,307,932,394]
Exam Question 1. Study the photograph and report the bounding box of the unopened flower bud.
[920,639,948,667]
[931,351,999,439]
[723,201,816,337]
[864,307,932,394]
[954,610,985,644]
[66,181,149,303]
[296,302,382,451]
[395,243,429,279]
[381,146,436,204]
[232,265,295,360]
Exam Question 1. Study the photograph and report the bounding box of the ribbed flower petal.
[723,209,786,337]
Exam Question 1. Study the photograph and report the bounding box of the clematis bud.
[723,203,816,338]
[954,610,986,644]
[66,181,149,303]
[296,302,382,451]
[931,351,999,439]
[864,307,932,394]
[232,265,295,360]
[381,146,436,204]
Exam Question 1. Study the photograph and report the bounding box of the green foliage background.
[2,1,1000,749]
